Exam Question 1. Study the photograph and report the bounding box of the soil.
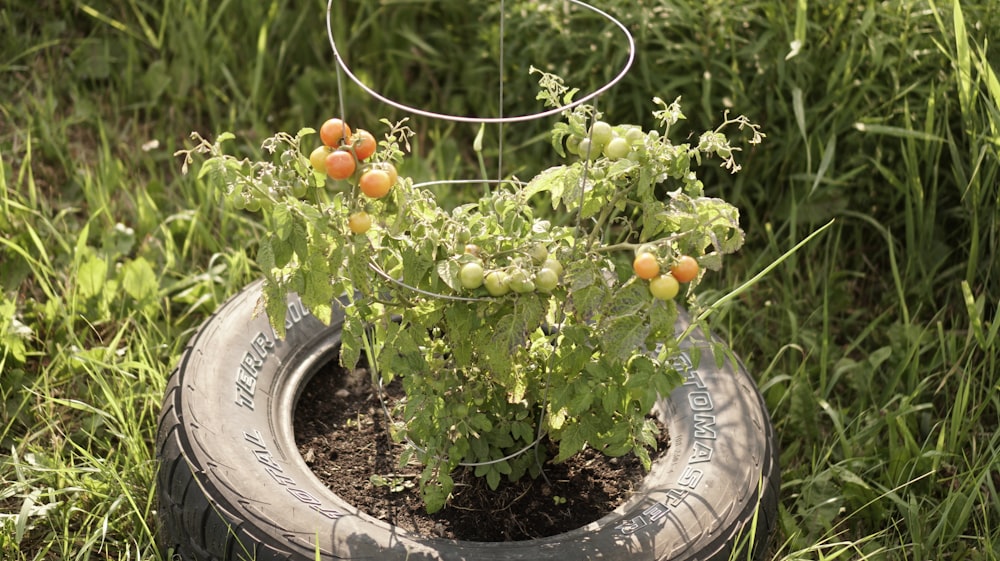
[293,360,669,542]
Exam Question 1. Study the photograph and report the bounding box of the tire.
[156,280,779,561]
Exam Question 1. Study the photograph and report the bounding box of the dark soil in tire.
[293,360,670,542]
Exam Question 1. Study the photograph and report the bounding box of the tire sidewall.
[164,280,773,560]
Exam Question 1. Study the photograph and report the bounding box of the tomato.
[359,168,392,198]
[508,269,535,294]
[291,180,309,198]
[244,197,261,213]
[649,274,680,300]
[325,150,357,180]
[228,191,246,210]
[529,244,549,265]
[589,121,613,147]
[348,211,372,234]
[320,118,351,147]
[542,258,563,278]
[456,227,471,244]
[624,126,645,144]
[484,271,510,296]
[459,261,485,289]
[353,129,377,161]
[366,161,398,187]
[309,145,332,172]
[565,135,582,156]
[464,244,481,257]
[577,138,598,160]
[670,255,700,283]
[632,252,660,280]
[534,268,559,293]
[603,137,630,160]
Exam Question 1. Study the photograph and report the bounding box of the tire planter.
[156,280,780,560]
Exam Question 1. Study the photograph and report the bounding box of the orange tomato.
[670,255,700,283]
[353,129,377,161]
[632,252,660,280]
[320,118,351,147]
[359,168,393,198]
[325,150,357,180]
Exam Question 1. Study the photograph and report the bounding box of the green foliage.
[187,79,753,511]
[2,0,999,558]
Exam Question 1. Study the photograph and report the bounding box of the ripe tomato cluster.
[632,252,701,301]
[309,118,397,200]
[458,243,564,297]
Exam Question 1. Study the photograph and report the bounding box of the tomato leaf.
[272,203,293,240]
[555,421,586,463]
[340,305,365,371]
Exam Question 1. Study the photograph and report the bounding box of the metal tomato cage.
[323,0,637,468]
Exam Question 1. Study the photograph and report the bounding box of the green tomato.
[649,274,680,300]
[228,191,246,210]
[542,257,564,278]
[534,268,559,293]
[624,126,645,144]
[589,121,613,146]
[565,135,582,156]
[456,227,472,244]
[529,243,549,265]
[508,269,535,294]
[603,137,630,160]
[459,261,485,290]
[484,271,510,296]
[577,138,598,160]
[291,180,308,198]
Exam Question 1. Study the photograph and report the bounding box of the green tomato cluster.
[457,245,564,297]
[565,120,645,162]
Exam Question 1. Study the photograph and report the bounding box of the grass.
[2,0,998,559]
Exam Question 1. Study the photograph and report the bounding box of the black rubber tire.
[156,280,779,561]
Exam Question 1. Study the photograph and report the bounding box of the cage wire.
[324,0,637,468]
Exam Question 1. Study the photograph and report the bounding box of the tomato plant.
[180,72,763,514]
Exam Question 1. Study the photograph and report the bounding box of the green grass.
[2,1,998,560]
